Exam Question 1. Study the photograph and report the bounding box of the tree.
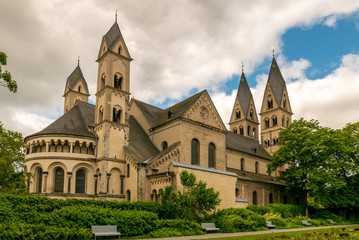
[160,170,220,220]
[268,118,359,210]
[0,51,18,93]
[0,121,26,192]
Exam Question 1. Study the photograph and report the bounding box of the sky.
[1,0,359,137]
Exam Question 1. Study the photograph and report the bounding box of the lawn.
[202,227,359,240]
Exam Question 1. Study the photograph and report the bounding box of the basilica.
[24,19,296,209]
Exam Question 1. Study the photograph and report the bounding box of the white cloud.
[1,0,359,136]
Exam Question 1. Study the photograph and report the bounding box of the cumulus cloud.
[1,0,359,136]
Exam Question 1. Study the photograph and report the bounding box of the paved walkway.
[140,224,359,240]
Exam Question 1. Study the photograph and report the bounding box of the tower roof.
[104,22,123,50]
[267,57,286,106]
[65,65,89,95]
[236,72,254,118]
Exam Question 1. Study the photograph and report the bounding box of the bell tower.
[229,69,259,140]
[94,18,132,194]
[260,56,293,154]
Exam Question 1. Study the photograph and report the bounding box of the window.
[126,190,131,201]
[35,167,42,193]
[75,169,86,194]
[99,106,104,122]
[191,138,200,165]
[118,46,122,54]
[247,126,251,136]
[240,158,245,171]
[235,188,240,198]
[235,109,241,119]
[267,99,273,109]
[151,189,158,202]
[54,167,64,193]
[100,74,106,89]
[282,116,285,126]
[252,127,256,137]
[255,162,259,174]
[162,141,168,151]
[78,85,81,93]
[239,126,244,135]
[208,143,216,168]
[265,118,270,128]
[272,116,277,126]
[264,140,270,146]
[283,97,287,109]
[113,108,121,123]
[269,193,273,204]
[273,138,278,145]
[253,191,257,205]
[233,128,237,134]
[249,109,253,119]
[126,164,130,178]
[114,74,123,90]
[286,118,289,127]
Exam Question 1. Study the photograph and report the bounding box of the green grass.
[199,226,359,240]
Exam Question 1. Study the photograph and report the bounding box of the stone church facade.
[24,20,297,209]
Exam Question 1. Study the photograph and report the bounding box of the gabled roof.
[64,65,89,95]
[226,132,272,160]
[25,101,95,140]
[267,57,286,106]
[133,90,205,129]
[236,72,254,118]
[126,116,160,163]
[104,22,123,50]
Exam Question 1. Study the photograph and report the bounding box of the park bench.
[302,220,312,226]
[201,223,220,233]
[328,219,337,225]
[91,225,121,240]
[266,221,276,229]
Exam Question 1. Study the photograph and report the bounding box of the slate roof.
[126,116,160,163]
[226,132,272,160]
[25,101,95,140]
[104,22,123,50]
[145,141,181,164]
[65,65,89,95]
[267,57,286,106]
[236,72,254,118]
[228,167,286,186]
[170,161,238,177]
[133,90,204,129]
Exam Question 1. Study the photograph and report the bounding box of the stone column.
[42,172,48,193]
[67,172,72,193]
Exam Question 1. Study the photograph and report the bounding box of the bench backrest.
[92,225,117,233]
[302,220,309,224]
[266,221,273,225]
[201,223,216,228]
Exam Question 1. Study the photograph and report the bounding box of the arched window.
[239,126,244,135]
[273,138,278,145]
[235,188,240,198]
[282,116,285,126]
[35,167,42,193]
[208,143,216,168]
[233,128,237,134]
[249,109,254,119]
[191,138,200,165]
[151,189,157,202]
[269,193,273,204]
[265,118,270,128]
[272,116,277,126]
[235,109,241,119]
[75,169,86,194]
[126,190,131,201]
[100,74,106,89]
[255,162,259,174]
[283,99,287,109]
[252,127,256,137]
[113,108,121,123]
[247,126,251,136]
[78,85,81,93]
[286,118,289,127]
[118,45,122,54]
[253,191,257,205]
[268,99,273,109]
[240,158,245,171]
[54,167,64,193]
[99,106,104,122]
[264,140,270,146]
[126,164,130,178]
[162,141,168,151]
[114,74,123,90]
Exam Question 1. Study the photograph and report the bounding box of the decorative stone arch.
[112,105,122,123]
[113,72,123,90]
[47,162,68,193]
[126,189,131,201]
[98,105,104,122]
[71,163,93,194]
[272,115,278,127]
[100,73,106,89]
[29,162,44,193]
[108,167,122,195]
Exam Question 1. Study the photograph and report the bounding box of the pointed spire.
[236,71,254,118]
[267,56,286,108]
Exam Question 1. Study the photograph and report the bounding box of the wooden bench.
[201,223,220,233]
[266,221,276,229]
[302,220,312,226]
[328,219,337,225]
[91,225,121,240]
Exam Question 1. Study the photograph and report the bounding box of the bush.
[268,204,305,218]
[215,208,266,232]
[247,205,272,215]
[145,219,204,238]
[310,210,344,223]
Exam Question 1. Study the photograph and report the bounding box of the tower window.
[282,116,285,126]
[253,191,257,205]
[264,140,270,146]
[162,141,168,151]
[286,118,289,127]
[100,74,106,89]
[114,74,123,90]
[239,126,244,135]
[272,116,277,126]
[247,126,251,136]
[235,109,241,119]
[249,109,253,119]
[283,99,286,109]
[268,99,273,109]
[113,108,121,123]
[252,127,256,137]
[240,158,245,171]
[118,46,122,54]
[78,85,81,93]
[265,118,270,128]
[126,164,130,178]
[191,138,200,165]
[255,162,259,174]
[273,138,278,145]
[208,143,216,168]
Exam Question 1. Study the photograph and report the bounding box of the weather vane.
[271,46,275,57]
[115,9,118,22]
[241,61,244,72]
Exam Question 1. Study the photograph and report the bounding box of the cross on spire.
[241,61,244,72]
[272,46,275,57]
[115,9,118,22]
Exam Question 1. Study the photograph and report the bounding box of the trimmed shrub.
[268,204,305,218]
[310,210,344,223]
[247,205,272,215]
[215,208,266,232]
[145,219,204,238]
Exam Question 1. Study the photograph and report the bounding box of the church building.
[24,19,296,209]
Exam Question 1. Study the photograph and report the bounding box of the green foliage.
[146,219,204,238]
[268,119,359,208]
[247,205,272,215]
[160,170,220,220]
[310,210,344,223]
[0,52,17,93]
[215,208,266,232]
[268,204,305,218]
[0,122,26,192]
